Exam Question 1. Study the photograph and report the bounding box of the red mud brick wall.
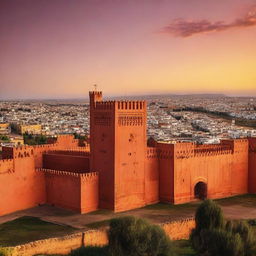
[44,171,81,212]
[145,147,159,204]
[43,153,90,172]
[2,219,195,256]
[0,156,46,216]
[80,172,99,213]
[248,138,256,193]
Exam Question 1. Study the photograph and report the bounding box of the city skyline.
[1,0,256,99]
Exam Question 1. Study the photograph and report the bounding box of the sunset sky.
[0,0,256,99]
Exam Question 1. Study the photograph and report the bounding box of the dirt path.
[1,195,256,229]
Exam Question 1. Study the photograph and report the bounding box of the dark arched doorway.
[194,182,207,200]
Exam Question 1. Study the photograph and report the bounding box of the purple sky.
[0,0,256,99]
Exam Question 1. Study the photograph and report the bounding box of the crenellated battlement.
[46,150,90,156]
[150,138,254,160]
[80,171,99,181]
[11,144,58,159]
[37,168,81,177]
[15,145,32,150]
[13,146,34,158]
[37,168,98,180]
[193,144,232,156]
[234,138,248,143]
[31,144,86,153]
[155,141,234,159]
[174,151,193,159]
[174,145,232,158]
[60,146,89,151]
[195,144,231,150]
[0,158,14,174]
[89,91,102,97]
[14,143,57,152]
[12,143,66,158]
[95,101,116,110]
[193,148,232,157]
[33,144,57,149]
[117,100,146,110]
[94,100,147,110]
[93,100,146,111]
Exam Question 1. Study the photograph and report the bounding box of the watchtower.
[89,90,147,212]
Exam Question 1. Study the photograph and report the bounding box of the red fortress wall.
[32,135,82,168]
[0,135,90,216]
[152,139,249,205]
[41,169,98,213]
[43,151,90,173]
[158,143,175,203]
[222,139,249,195]
[173,142,234,204]
[145,147,159,204]
[0,148,46,216]
[1,90,256,217]
[249,138,256,193]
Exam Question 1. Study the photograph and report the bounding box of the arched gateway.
[194,182,207,200]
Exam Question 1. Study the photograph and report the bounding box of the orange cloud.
[161,5,256,37]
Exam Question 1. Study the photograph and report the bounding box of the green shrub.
[190,200,224,252]
[200,229,243,256]
[191,200,256,256]
[194,199,224,232]
[142,225,172,256]
[226,220,256,256]
[23,133,48,145]
[108,216,172,256]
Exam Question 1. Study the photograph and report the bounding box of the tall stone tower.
[89,90,147,212]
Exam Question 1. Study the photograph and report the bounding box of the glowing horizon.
[0,0,256,100]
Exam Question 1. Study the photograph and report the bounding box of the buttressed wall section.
[41,169,98,213]
[145,147,159,204]
[156,143,175,203]
[0,135,90,216]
